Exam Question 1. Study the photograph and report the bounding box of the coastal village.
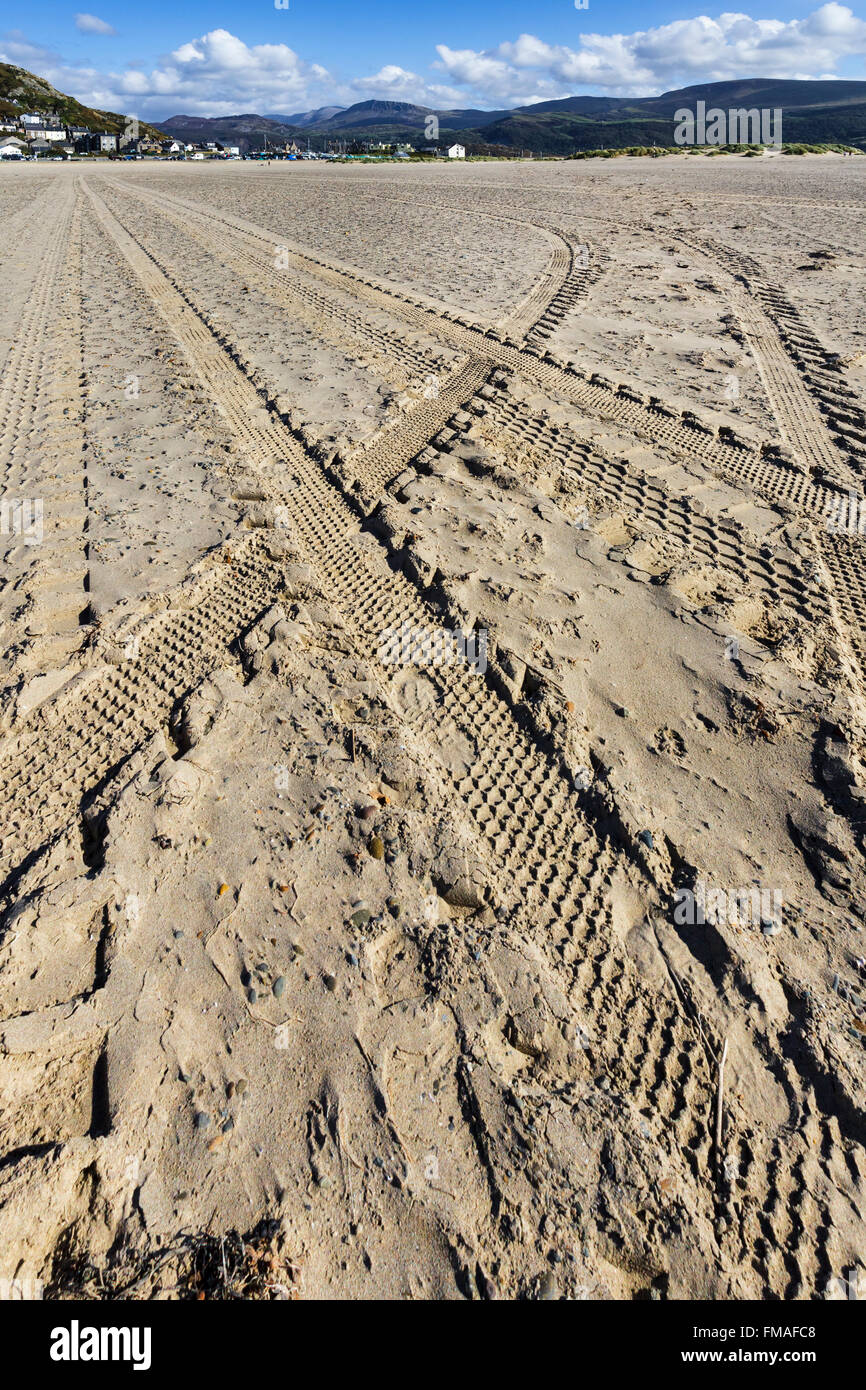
[0,109,468,160]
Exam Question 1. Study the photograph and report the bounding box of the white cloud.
[2,8,865,120]
[350,64,465,106]
[435,5,866,103]
[75,14,116,36]
[0,27,335,117]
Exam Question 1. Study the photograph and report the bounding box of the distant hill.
[468,79,866,153]
[9,63,864,154]
[265,105,345,127]
[0,61,165,138]
[160,113,299,148]
[176,80,866,154]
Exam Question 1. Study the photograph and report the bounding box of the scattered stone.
[368,835,385,860]
[194,1112,210,1129]
[273,976,286,998]
[638,830,654,850]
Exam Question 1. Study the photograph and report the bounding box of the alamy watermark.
[1,497,43,545]
[826,491,866,535]
[379,621,487,674]
[674,879,782,928]
[674,101,782,148]
[0,1277,43,1300]
[825,1265,864,1300]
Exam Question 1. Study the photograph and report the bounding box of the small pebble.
[638,830,654,850]
[368,835,385,860]
[324,972,337,992]
[194,1112,210,1129]
[273,976,286,998]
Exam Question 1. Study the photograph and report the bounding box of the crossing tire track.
[56,174,859,1297]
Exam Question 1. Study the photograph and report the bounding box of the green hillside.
[0,62,165,138]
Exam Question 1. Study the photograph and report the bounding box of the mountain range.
[2,61,866,155]
[160,79,866,153]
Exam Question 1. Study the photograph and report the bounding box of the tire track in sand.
[68,177,863,1299]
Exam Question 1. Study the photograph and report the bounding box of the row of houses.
[0,110,467,162]
[0,110,132,158]
[0,111,243,160]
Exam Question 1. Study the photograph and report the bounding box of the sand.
[0,154,864,1300]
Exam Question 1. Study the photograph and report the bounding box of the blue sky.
[2,2,866,118]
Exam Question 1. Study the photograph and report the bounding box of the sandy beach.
[0,154,864,1300]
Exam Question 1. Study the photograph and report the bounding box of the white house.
[99,133,118,152]
[447,144,466,159]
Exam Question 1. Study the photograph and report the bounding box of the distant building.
[22,113,62,131]
[447,144,466,159]
[99,133,118,152]
[29,140,51,156]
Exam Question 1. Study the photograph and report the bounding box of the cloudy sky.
[2,2,866,118]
